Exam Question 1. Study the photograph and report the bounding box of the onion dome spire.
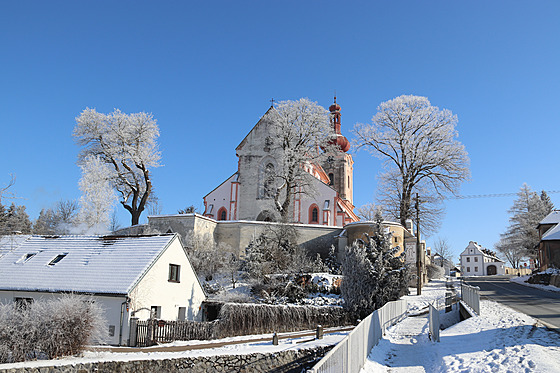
[329,96,350,152]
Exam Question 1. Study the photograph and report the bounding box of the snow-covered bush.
[0,294,106,363]
[243,223,325,280]
[426,263,445,280]
[185,232,240,284]
[341,217,409,318]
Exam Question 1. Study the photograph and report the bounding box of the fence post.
[128,317,138,347]
[316,325,323,339]
[272,332,278,345]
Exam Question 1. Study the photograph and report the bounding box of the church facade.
[203,98,358,227]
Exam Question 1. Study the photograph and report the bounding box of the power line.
[446,190,560,200]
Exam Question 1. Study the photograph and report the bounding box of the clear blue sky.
[2,1,559,262]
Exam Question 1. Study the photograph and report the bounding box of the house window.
[467,267,470,272]
[328,173,334,186]
[18,253,37,263]
[466,257,470,262]
[150,306,161,319]
[178,307,186,321]
[395,237,399,243]
[14,297,33,310]
[475,266,478,272]
[168,264,180,282]
[474,257,478,262]
[48,253,67,266]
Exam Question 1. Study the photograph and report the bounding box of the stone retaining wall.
[0,346,332,373]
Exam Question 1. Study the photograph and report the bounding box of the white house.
[460,241,505,276]
[0,234,206,346]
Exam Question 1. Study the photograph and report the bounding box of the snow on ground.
[0,329,350,370]
[510,274,560,293]
[362,278,560,373]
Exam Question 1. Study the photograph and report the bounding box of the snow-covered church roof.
[0,234,178,295]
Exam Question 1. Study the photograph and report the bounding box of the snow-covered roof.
[0,234,31,257]
[538,210,560,227]
[0,234,178,295]
[542,223,560,241]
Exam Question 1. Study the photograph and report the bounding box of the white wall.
[129,237,206,322]
[0,290,129,346]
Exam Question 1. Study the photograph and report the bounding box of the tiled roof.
[0,234,177,295]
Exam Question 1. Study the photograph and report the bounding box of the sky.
[1,1,560,262]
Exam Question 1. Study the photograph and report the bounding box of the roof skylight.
[48,253,67,266]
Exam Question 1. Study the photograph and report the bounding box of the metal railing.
[461,283,480,315]
[308,299,407,373]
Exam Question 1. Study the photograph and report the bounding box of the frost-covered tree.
[494,236,525,269]
[0,174,15,205]
[356,202,384,221]
[267,98,336,221]
[433,237,453,266]
[0,203,32,235]
[33,200,79,235]
[78,155,117,233]
[341,216,409,318]
[74,108,161,226]
[353,95,470,234]
[498,183,554,263]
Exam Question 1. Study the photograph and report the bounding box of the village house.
[536,210,560,270]
[0,234,206,346]
[459,241,505,276]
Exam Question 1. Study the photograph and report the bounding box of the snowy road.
[361,279,560,373]
[464,275,560,330]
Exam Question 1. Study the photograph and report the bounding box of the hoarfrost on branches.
[497,183,554,266]
[267,98,337,221]
[77,155,117,234]
[353,95,470,234]
[0,294,106,363]
[73,108,161,226]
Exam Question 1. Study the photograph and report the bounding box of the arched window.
[217,207,227,221]
[328,173,334,186]
[309,204,319,224]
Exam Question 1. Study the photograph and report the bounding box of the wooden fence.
[133,319,216,347]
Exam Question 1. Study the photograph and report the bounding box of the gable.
[235,106,275,152]
[0,234,177,295]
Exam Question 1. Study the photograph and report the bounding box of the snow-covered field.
[362,279,560,373]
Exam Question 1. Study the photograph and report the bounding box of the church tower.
[323,97,354,205]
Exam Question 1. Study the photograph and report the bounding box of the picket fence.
[308,299,407,373]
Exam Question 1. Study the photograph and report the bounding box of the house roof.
[538,210,560,227]
[0,235,31,257]
[542,223,560,241]
[0,234,178,295]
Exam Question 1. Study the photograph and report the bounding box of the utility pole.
[416,193,422,295]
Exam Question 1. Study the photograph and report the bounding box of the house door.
[487,265,497,275]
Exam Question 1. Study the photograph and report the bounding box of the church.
[202,98,358,227]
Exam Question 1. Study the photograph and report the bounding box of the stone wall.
[144,214,342,258]
[0,346,332,373]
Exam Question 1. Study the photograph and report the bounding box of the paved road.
[463,275,560,330]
